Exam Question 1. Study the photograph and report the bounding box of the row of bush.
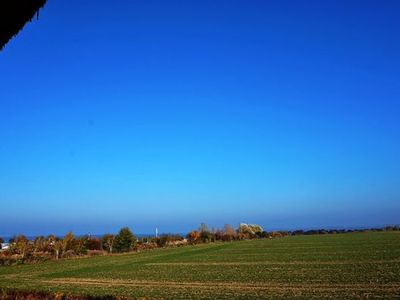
[0,223,270,264]
[290,225,400,236]
[183,223,400,243]
[1,224,398,265]
[0,227,137,264]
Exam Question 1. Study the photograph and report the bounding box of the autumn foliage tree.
[187,230,200,243]
[62,232,74,254]
[33,236,45,253]
[73,235,89,255]
[10,235,32,259]
[238,223,263,239]
[86,237,101,251]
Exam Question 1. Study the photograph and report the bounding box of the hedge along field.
[0,232,399,299]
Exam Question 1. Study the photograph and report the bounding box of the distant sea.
[1,233,187,242]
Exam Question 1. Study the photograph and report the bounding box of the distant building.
[0,243,10,251]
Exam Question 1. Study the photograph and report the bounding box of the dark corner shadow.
[0,0,47,51]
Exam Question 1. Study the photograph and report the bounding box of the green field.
[1,232,400,299]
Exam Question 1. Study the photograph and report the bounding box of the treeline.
[186,223,273,243]
[1,224,399,265]
[0,223,268,265]
[185,224,400,242]
[290,225,400,236]
[0,227,138,265]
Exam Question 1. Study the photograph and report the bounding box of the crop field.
[0,232,399,299]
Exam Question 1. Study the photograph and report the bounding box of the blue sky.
[1,0,399,236]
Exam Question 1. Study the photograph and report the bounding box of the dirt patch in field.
[39,278,400,292]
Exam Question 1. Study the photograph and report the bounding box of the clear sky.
[1,0,399,236]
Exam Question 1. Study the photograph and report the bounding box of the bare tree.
[54,240,63,260]
[198,223,209,233]
[101,234,115,253]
